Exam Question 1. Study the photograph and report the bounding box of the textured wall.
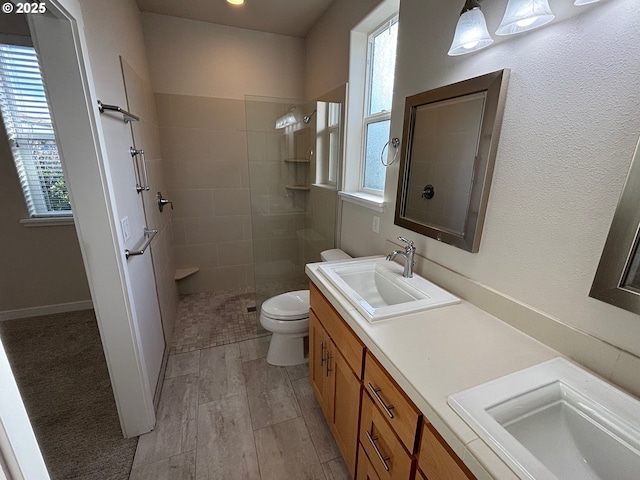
[338,0,640,362]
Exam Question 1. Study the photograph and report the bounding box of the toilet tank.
[320,249,352,262]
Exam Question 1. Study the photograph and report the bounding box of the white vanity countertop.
[306,261,560,480]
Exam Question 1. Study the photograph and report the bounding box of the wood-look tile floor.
[130,335,351,480]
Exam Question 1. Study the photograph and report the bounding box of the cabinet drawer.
[360,391,414,480]
[417,421,475,480]
[356,444,383,480]
[364,351,421,453]
[310,283,364,377]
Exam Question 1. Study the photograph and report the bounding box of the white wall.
[142,13,305,100]
[336,0,640,370]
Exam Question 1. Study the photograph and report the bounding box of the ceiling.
[135,0,336,38]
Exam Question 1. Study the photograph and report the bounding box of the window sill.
[338,191,385,212]
[20,216,74,227]
[311,183,337,191]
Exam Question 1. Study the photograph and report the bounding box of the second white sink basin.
[317,256,459,322]
[449,357,640,480]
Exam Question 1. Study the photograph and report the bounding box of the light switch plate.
[121,216,131,241]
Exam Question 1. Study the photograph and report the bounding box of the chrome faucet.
[386,236,416,278]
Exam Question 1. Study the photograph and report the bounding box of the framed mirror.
[590,136,640,315]
[394,69,509,252]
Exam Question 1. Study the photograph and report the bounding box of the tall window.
[0,44,70,217]
[362,16,398,193]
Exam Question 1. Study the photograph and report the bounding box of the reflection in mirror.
[623,242,640,293]
[395,70,509,252]
[591,136,640,314]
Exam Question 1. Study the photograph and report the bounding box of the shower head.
[303,109,317,124]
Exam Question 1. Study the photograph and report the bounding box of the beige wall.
[306,0,640,392]
[304,0,383,100]
[143,14,306,294]
[0,17,90,316]
[0,121,91,315]
[141,13,305,100]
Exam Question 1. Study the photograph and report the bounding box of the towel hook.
[381,137,400,166]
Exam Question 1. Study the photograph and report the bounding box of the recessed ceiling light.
[227,0,245,5]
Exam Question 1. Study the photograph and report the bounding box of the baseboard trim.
[0,300,94,321]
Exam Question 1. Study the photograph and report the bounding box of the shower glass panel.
[245,95,340,324]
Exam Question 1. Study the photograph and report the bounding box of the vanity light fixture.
[448,0,493,56]
[495,0,555,36]
[227,0,245,5]
[275,109,297,129]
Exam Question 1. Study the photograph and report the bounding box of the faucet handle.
[398,236,415,249]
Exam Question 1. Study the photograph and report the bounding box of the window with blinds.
[0,43,71,217]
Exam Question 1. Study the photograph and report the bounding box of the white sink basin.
[317,256,459,322]
[448,357,640,480]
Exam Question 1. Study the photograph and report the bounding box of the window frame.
[0,42,71,219]
[359,14,398,196]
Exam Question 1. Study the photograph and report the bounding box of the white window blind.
[0,44,70,217]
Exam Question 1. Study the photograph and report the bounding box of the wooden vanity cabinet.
[309,282,476,480]
[417,421,475,480]
[309,284,364,477]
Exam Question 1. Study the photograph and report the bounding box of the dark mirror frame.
[394,69,510,252]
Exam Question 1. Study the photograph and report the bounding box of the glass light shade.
[227,0,244,5]
[275,111,297,129]
[448,8,493,56]
[574,0,600,5]
[496,0,555,36]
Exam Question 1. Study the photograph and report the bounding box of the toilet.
[260,248,352,366]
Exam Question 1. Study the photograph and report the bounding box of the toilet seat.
[261,290,309,321]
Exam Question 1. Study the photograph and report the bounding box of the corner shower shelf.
[174,267,199,281]
[285,185,310,191]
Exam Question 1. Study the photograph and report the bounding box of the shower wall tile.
[212,189,250,216]
[168,96,245,132]
[156,93,254,295]
[217,240,254,267]
[191,265,253,293]
[168,190,214,219]
[208,130,248,162]
[171,219,187,246]
[174,244,219,269]
[184,216,246,245]
[160,127,211,161]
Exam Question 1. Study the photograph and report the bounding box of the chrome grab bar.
[125,228,157,259]
[131,147,149,193]
[98,100,140,123]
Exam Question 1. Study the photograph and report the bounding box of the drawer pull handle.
[320,341,325,366]
[365,430,390,472]
[368,383,395,419]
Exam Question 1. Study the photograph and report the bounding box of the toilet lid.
[261,290,310,320]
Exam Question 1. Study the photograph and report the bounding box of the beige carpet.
[0,310,138,480]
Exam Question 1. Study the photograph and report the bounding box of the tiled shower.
[156,92,339,337]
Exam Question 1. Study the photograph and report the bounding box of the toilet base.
[266,332,309,366]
